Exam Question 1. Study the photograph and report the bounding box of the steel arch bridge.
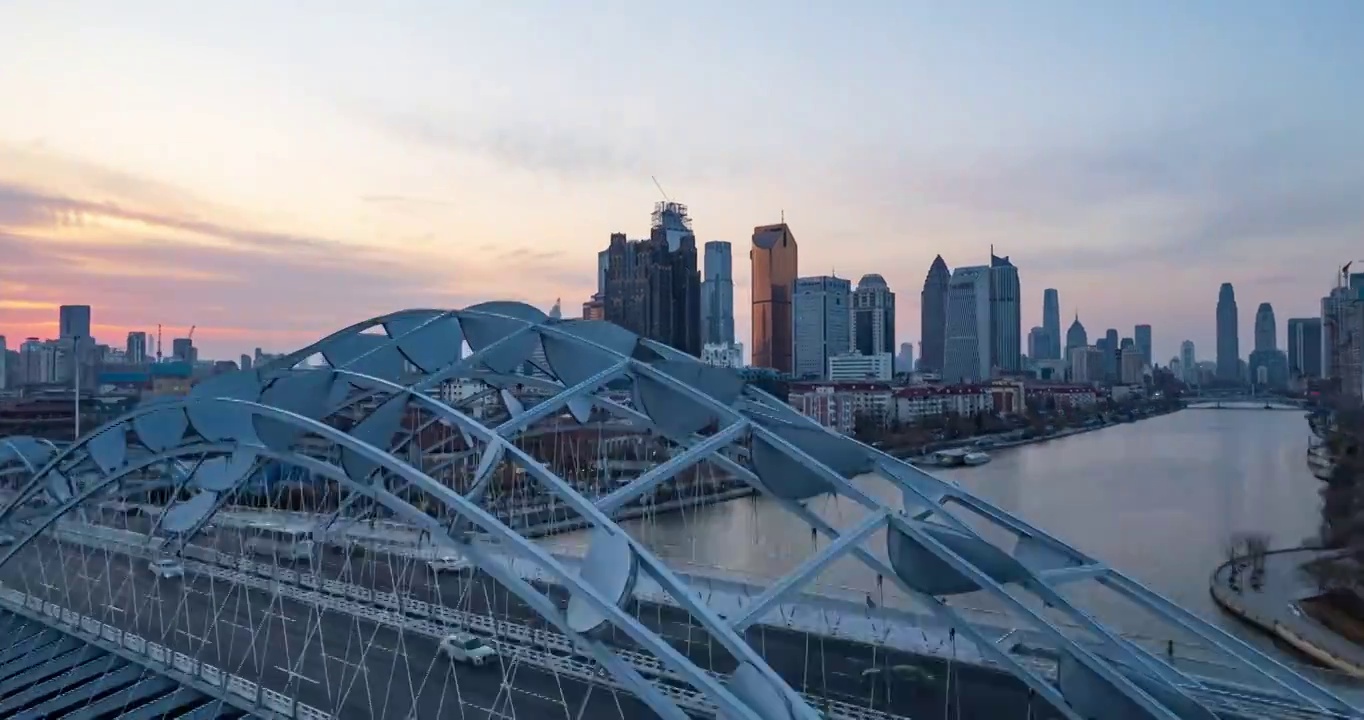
[0,302,1357,720]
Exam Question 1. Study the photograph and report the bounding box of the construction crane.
[156,324,162,363]
[187,325,196,343]
[651,176,671,202]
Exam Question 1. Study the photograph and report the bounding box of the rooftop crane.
[156,324,162,363]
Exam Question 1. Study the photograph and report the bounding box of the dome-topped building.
[1066,313,1088,354]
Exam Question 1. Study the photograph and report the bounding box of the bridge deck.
[0,604,243,719]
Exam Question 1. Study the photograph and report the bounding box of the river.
[542,407,1321,646]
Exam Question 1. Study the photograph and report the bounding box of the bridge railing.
[0,584,330,720]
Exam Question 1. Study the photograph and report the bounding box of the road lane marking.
[222,619,255,634]
[274,665,320,685]
[264,610,295,624]
[324,654,368,674]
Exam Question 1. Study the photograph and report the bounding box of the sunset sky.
[1,1,1361,363]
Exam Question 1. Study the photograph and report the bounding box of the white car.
[427,555,472,574]
[148,558,185,579]
[439,633,496,666]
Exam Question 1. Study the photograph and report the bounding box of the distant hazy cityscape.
[1,199,1359,437]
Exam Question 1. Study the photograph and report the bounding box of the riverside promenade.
[1212,548,1364,680]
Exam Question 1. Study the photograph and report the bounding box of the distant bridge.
[1184,394,1308,411]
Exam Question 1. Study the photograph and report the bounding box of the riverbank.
[888,403,1184,462]
[1210,547,1364,679]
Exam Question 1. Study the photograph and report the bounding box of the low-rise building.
[827,352,893,381]
[788,382,893,434]
[1025,383,1099,409]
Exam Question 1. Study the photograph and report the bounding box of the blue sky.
[0,0,1360,362]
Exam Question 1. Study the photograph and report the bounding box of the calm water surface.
[544,408,1321,634]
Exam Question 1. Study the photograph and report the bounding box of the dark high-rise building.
[1042,288,1061,360]
[852,274,896,356]
[919,255,950,373]
[1216,283,1240,381]
[1104,328,1120,379]
[701,241,734,345]
[1253,302,1277,352]
[1134,324,1152,368]
[59,305,91,340]
[1249,302,1286,389]
[1065,314,1088,354]
[988,252,1022,373]
[751,222,798,372]
[1287,317,1323,379]
[171,337,196,363]
[602,202,702,356]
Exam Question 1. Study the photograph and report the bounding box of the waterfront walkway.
[1212,548,1364,678]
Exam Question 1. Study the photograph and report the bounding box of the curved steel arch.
[9,302,1358,720]
[0,394,801,720]
[262,302,1359,719]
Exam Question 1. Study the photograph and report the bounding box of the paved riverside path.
[1213,548,1364,683]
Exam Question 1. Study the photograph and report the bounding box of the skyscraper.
[852,274,896,356]
[1104,328,1120,380]
[59,305,91,340]
[1249,302,1286,389]
[988,252,1022,373]
[1180,340,1197,384]
[919,256,950,373]
[1134,324,1152,368]
[792,276,851,379]
[1027,326,1047,360]
[943,266,991,383]
[897,342,914,373]
[1065,314,1088,354]
[751,222,798,372]
[1287,317,1323,379]
[701,241,735,345]
[1042,289,1061,360]
[1216,283,1240,381]
[126,331,148,364]
[602,202,702,356]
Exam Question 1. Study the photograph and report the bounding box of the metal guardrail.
[55,525,1355,720]
[0,584,330,720]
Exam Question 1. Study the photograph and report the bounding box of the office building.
[171,337,197,364]
[1134,324,1152,368]
[896,342,914,373]
[919,256,950,373]
[126,331,148,364]
[1216,283,1240,381]
[701,241,735,345]
[792,275,851,380]
[602,202,703,356]
[828,352,893,381]
[1027,326,1048,361]
[59,305,92,340]
[942,266,991,383]
[700,343,744,369]
[1042,289,1061,360]
[1120,346,1145,384]
[1249,302,1287,390]
[1287,318,1322,379]
[852,274,896,358]
[1180,340,1196,384]
[1065,314,1088,354]
[988,252,1022,373]
[1069,345,1105,384]
[751,222,798,372]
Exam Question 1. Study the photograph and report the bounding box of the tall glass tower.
[1216,283,1240,381]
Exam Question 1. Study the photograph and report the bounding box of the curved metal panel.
[756,420,870,477]
[342,395,408,481]
[319,332,407,381]
[567,396,594,424]
[193,449,259,492]
[187,369,262,443]
[47,470,73,502]
[458,302,545,374]
[254,369,335,452]
[500,388,524,417]
[886,522,1030,596]
[162,490,219,533]
[721,663,797,720]
[750,435,832,501]
[0,436,57,469]
[567,528,639,634]
[540,321,637,386]
[131,399,189,453]
[384,312,463,373]
[1058,651,1215,720]
[86,423,129,475]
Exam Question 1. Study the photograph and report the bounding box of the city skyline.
[1,2,1361,360]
